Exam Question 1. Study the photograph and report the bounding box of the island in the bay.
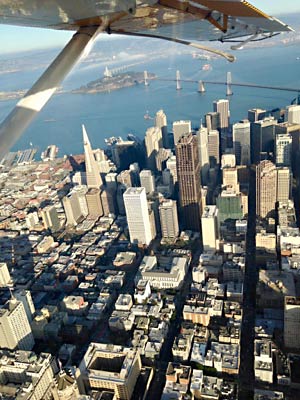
[72,71,156,94]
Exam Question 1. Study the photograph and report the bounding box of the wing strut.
[0,24,106,159]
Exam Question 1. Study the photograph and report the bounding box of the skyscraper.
[14,290,35,323]
[139,169,155,194]
[208,130,220,168]
[155,109,169,148]
[251,117,277,164]
[232,120,251,165]
[213,99,230,150]
[285,105,300,124]
[82,124,103,189]
[159,199,179,239]
[205,112,220,131]
[124,187,154,245]
[197,126,209,185]
[63,192,84,226]
[248,108,266,123]
[41,205,60,232]
[213,99,230,131]
[86,188,103,217]
[0,298,34,351]
[145,126,163,171]
[0,263,11,287]
[201,206,219,252]
[173,120,192,145]
[256,160,277,218]
[176,133,202,232]
[275,133,292,167]
[277,167,290,204]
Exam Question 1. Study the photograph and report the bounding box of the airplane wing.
[0,1,293,159]
[0,0,292,40]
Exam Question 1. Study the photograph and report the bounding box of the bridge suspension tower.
[176,70,181,90]
[226,72,233,96]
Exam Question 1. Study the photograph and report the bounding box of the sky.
[0,1,299,54]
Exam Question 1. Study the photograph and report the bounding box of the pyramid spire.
[82,125,102,188]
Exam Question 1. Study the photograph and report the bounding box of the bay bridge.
[141,70,300,97]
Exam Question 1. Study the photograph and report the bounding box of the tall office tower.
[129,163,141,186]
[156,148,172,171]
[277,167,290,203]
[213,99,230,150]
[0,263,11,286]
[14,290,35,323]
[217,190,244,222]
[201,206,219,252]
[101,189,116,216]
[248,108,266,123]
[105,172,118,191]
[166,155,178,184]
[26,211,39,230]
[176,133,202,232]
[0,298,34,350]
[124,187,154,245]
[82,125,102,189]
[116,184,127,215]
[221,153,236,169]
[256,160,277,218]
[285,105,300,124]
[251,117,277,164]
[86,188,103,217]
[155,109,169,148]
[197,126,209,185]
[71,185,89,216]
[94,147,106,162]
[41,205,60,232]
[117,170,133,187]
[159,199,179,239]
[145,126,163,171]
[63,192,84,226]
[72,171,87,186]
[232,120,251,165]
[140,169,155,194]
[208,130,220,168]
[205,112,220,131]
[275,133,292,167]
[213,99,230,131]
[173,120,192,145]
[284,297,300,349]
[222,167,239,192]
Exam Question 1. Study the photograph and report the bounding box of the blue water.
[0,44,299,156]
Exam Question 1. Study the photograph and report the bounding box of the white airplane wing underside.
[0,1,293,158]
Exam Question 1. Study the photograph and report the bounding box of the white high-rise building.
[0,298,34,350]
[201,206,219,252]
[63,192,84,226]
[285,105,300,124]
[71,185,89,216]
[14,290,35,323]
[166,155,178,184]
[155,109,168,148]
[275,133,292,167]
[197,126,209,185]
[232,120,250,165]
[213,99,230,131]
[159,200,179,239]
[0,263,11,286]
[277,167,290,204]
[139,170,155,194]
[82,124,103,189]
[25,212,39,230]
[145,126,163,171]
[124,187,154,246]
[41,205,60,232]
[173,120,192,145]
